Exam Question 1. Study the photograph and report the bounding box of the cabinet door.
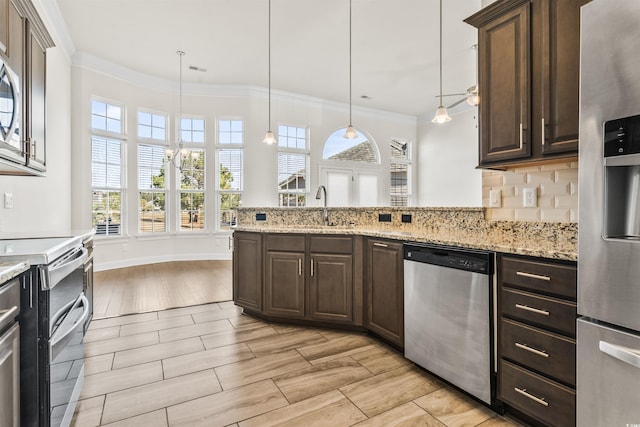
[365,239,404,348]
[309,253,353,322]
[478,1,531,165]
[265,251,305,318]
[26,25,45,172]
[233,232,262,311]
[538,0,589,155]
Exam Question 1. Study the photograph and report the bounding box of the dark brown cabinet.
[466,0,588,168]
[265,250,305,318]
[26,22,45,171]
[497,253,577,426]
[0,0,52,176]
[365,238,404,349]
[233,232,263,311]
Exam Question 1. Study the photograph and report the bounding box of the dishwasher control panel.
[403,243,491,275]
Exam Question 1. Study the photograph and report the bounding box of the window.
[180,117,205,144]
[179,151,205,231]
[217,119,243,230]
[390,139,411,206]
[176,116,206,231]
[91,99,124,236]
[322,127,378,163]
[137,111,168,233]
[278,125,308,207]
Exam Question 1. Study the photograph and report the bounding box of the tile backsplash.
[482,161,578,223]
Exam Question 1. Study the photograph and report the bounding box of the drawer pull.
[515,304,550,316]
[373,242,389,248]
[516,271,551,282]
[514,387,549,407]
[515,342,549,358]
[298,258,302,276]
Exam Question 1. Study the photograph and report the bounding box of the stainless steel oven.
[0,237,88,427]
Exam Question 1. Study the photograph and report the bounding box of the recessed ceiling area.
[54,0,481,117]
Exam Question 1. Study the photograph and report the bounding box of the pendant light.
[166,50,199,172]
[432,0,451,124]
[262,0,277,144]
[343,0,357,139]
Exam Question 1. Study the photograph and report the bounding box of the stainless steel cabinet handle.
[30,274,33,308]
[373,242,388,248]
[599,341,640,369]
[541,118,545,146]
[515,304,550,316]
[516,271,551,282]
[310,259,315,277]
[298,258,302,276]
[514,387,549,407]
[519,123,524,149]
[515,342,549,358]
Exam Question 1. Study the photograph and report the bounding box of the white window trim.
[390,139,412,207]
[91,96,127,138]
[277,124,310,207]
[216,117,243,232]
[137,108,169,145]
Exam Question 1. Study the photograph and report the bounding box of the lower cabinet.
[265,250,305,318]
[497,253,577,426]
[365,238,404,349]
[309,253,353,322]
[233,232,262,311]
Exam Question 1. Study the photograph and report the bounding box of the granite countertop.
[0,261,29,284]
[234,225,577,261]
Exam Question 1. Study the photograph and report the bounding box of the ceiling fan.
[439,44,479,109]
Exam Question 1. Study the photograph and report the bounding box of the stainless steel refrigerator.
[578,1,640,425]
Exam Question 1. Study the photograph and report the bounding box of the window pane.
[322,128,378,163]
[92,190,121,236]
[219,149,242,191]
[139,191,166,233]
[92,136,121,188]
[180,192,205,231]
[139,111,167,141]
[278,153,306,191]
[179,150,205,190]
[92,100,123,134]
[138,144,166,190]
[218,119,242,145]
[390,139,409,159]
[219,193,240,230]
[139,112,152,126]
[91,100,106,116]
[179,118,205,144]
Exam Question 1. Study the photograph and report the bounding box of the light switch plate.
[4,193,13,209]
[489,189,501,208]
[523,187,537,208]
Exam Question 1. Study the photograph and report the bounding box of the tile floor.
[71,301,522,427]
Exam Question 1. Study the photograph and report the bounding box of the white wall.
[0,46,72,237]
[416,108,482,207]
[69,62,416,270]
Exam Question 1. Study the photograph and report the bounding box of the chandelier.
[166,50,199,171]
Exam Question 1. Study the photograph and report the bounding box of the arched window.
[322,128,379,164]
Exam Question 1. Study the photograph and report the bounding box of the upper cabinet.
[466,0,590,169]
[0,0,53,176]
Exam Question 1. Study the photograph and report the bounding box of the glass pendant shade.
[432,106,452,124]
[262,130,276,144]
[466,85,480,106]
[343,125,358,139]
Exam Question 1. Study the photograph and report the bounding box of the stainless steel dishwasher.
[404,243,496,406]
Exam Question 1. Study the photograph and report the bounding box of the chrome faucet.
[315,185,329,226]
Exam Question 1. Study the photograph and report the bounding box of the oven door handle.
[50,295,89,361]
[40,247,88,291]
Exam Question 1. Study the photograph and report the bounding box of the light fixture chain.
[268,0,271,130]
[349,0,352,125]
[439,0,443,107]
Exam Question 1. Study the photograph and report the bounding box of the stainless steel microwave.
[0,57,21,164]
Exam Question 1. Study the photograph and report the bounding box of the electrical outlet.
[4,193,13,209]
[523,187,537,208]
[489,189,502,208]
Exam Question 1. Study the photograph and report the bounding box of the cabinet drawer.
[501,318,575,385]
[310,236,352,254]
[499,360,575,427]
[265,234,305,252]
[501,256,576,299]
[501,287,576,336]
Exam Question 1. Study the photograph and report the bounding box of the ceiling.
[54,0,481,117]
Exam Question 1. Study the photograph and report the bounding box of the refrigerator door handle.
[599,340,640,369]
